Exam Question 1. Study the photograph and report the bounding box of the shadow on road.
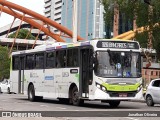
[15,97,144,109]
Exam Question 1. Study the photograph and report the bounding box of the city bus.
[10,39,143,107]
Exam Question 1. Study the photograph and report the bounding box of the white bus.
[10,39,143,107]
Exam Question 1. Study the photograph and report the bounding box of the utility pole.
[72,0,78,43]
[113,1,119,37]
[144,0,153,67]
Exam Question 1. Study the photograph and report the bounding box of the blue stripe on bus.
[45,76,54,80]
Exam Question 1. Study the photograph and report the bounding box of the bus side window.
[12,56,19,70]
[35,53,44,69]
[46,52,55,68]
[73,49,78,67]
[67,48,78,67]
[26,54,35,69]
[56,50,66,68]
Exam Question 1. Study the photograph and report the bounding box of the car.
[145,79,160,106]
[0,79,11,94]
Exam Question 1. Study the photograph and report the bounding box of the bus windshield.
[95,51,141,78]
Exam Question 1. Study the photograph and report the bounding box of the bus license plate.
[119,93,127,97]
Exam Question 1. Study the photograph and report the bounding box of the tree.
[101,0,160,61]
[0,46,10,81]
[8,29,36,39]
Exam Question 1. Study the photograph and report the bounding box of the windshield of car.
[94,51,141,78]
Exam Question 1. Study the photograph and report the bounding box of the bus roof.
[11,39,140,55]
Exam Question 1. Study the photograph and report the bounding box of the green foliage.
[135,31,148,48]
[101,0,160,60]
[8,29,35,40]
[101,0,114,26]
[152,26,160,60]
[0,46,10,80]
[102,0,136,25]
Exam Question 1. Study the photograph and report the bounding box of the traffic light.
[144,0,151,5]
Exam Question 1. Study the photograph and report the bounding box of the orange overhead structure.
[0,0,84,42]
[112,24,160,40]
[0,5,65,42]
[112,26,146,40]
[113,30,134,39]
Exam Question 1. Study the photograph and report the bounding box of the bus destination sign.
[97,41,139,49]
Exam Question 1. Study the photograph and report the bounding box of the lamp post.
[72,0,78,43]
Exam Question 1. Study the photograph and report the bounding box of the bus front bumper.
[90,88,143,101]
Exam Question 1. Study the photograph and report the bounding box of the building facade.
[142,68,160,87]
[142,61,160,87]
[44,0,105,42]
[44,0,52,18]
[44,0,63,34]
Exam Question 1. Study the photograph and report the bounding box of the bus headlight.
[137,85,142,92]
[96,84,101,89]
[96,82,107,92]
[102,86,106,91]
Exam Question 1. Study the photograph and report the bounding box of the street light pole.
[72,0,78,43]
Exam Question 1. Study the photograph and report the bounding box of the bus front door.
[18,56,25,94]
[80,47,93,98]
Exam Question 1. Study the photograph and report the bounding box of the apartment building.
[44,0,105,42]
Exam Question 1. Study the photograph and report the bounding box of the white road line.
[40,105,49,107]
[24,102,33,104]
[56,107,67,110]
[124,117,139,120]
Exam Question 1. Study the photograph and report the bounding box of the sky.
[0,0,44,27]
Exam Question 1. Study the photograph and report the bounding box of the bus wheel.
[71,86,84,106]
[109,101,120,108]
[28,84,35,102]
[0,87,2,93]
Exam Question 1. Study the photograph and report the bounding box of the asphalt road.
[0,93,160,120]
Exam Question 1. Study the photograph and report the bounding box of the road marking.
[23,102,33,104]
[56,107,67,110]
[40,105,49,107]
[125,117,139,120]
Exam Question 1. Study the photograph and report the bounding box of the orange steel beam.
[0,0,83,41]
[10,14,25,54]
[32,23,44,49]
[112,24,160,40]
[112,27,146,40]
[0,5,65,42]
[121,32,135,40]
[0,4,2,16]
[24,26,33,46]
[25,26,33,39]
[6,17,16,38]
[113,30,134,39]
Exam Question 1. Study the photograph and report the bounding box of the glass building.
[44,0,133,42]
[44,0,105,42]
[61,0,105,42]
